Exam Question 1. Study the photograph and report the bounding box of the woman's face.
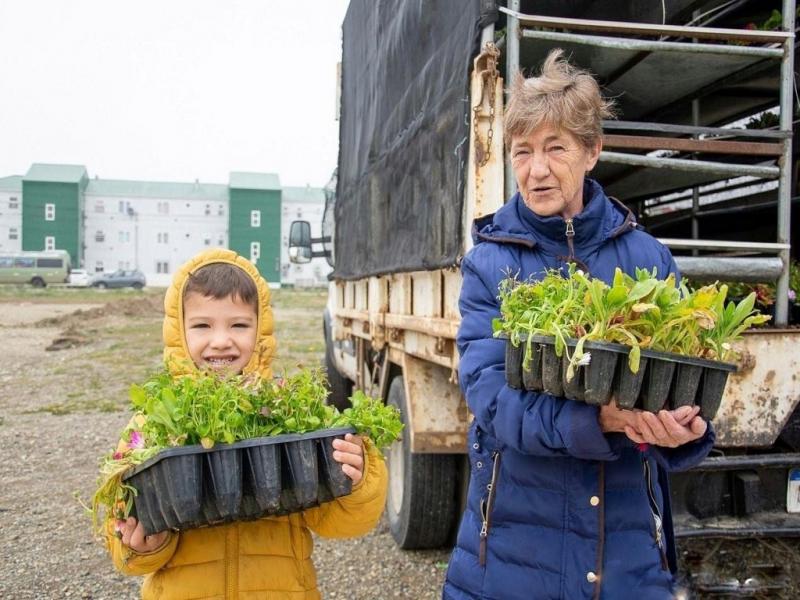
[510,124,601,220]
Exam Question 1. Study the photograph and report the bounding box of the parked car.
[91,269,146,289]
[68,269,94,287]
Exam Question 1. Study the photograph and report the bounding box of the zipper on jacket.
[479,451,502,567]
[565,218,576,261]
[642,457,669,570]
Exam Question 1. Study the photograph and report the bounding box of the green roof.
[0,175,22,192]
[86,178,229,201]
[282,185,326,204]
[229,171,281,191]
[24,163,88,184]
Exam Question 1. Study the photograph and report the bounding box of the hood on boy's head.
[162,248,276,379]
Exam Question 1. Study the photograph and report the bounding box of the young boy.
[108,248,388,599]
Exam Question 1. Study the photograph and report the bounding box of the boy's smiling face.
[183,292,258,374]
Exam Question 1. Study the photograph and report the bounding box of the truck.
[291,0,799,592]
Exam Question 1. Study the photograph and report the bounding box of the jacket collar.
[472,178,637,253]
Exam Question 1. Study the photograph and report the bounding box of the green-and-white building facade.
[0,164,331,287]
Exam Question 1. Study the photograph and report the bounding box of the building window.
[95,200,105,213]
[157,232,169,244]
[9,227,18,240]
[118,260,131,270]
[218,204,224,216]
[45,203,56,221]
[45,236,55,251]
[205,204,211,216]
[251,210,261,227]
[250,241,260,263]
[95,261,104,272]
[296,209,303,219]
[158,201,169,215]
[118,231,130,243]
[204,237,211,246]
[9,197,18,210]
[119,201,125,214]
[218,236,224,246]
[156,261,170,274]
[95,230,105,243]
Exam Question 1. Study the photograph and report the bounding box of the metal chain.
[473,42,501,167]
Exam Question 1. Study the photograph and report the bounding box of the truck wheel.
[386,375,459,549]
[30,277,46,288]
[323,317,352,411]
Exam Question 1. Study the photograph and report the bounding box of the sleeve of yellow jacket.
[106,520,180,576]
[301,440,388,538]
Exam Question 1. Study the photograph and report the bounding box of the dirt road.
[1,287,797,599]
[0,288,449,599]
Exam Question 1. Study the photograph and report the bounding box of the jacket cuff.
[107,520,179,576]
[650,422,716,472]
[561,402,620,461]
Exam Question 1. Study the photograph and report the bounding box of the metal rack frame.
[501,0,795,324]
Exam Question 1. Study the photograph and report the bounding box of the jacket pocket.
[642,456,669,570]
[479,451,502,567]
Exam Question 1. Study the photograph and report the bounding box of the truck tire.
[30,277,45,288]
[386,375,459,549]
[323,315,352,411]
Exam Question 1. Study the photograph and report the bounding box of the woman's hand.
[598,399,640,433]
[624,405,707,448]
[115,517,168,553]
[331,433,365,485]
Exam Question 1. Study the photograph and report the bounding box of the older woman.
[442,50,713,600]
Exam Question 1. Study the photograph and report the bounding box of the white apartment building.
[83,179,229,287]
[0,176,23,253]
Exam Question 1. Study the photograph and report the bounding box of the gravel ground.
[2,291,798,599]
[0,292,449,600]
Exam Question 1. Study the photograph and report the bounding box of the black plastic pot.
[505,341,524,389]
[502,335,736,418]
[124,427,355,536]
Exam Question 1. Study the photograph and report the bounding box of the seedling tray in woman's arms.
[504,335,735,419]
[123,427,355,536]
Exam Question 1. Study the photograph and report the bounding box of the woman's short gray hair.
[504,48,615,150]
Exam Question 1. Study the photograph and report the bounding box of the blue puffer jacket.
[443,180,715,600]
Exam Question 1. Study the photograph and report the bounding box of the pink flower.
[112,451,125,460]
[789,289,797,302]
[129,430,145,449]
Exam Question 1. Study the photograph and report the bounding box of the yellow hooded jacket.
[107,249,388,599]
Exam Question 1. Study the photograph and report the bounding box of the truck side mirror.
[289,221,313,264]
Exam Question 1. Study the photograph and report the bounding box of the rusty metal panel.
[402,354,469,454]
[464,45,506,256]
[388,272,412,315]
[411,271,442,318]
[714,331,800,447]
[443,268,463,321]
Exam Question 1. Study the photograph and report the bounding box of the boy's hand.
[331,433,364,485]
[115,517,168,553]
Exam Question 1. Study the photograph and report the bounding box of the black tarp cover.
[334,0,494,279]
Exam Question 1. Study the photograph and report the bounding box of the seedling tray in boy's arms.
[504,335,735,419]
[123,427,355,536]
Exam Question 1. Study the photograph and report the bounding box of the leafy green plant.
[495,268,771,380]
[789,260,800,304]
[89,368,403,531]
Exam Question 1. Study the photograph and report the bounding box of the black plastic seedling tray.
[122,427,355,536]
[503,335,735,419]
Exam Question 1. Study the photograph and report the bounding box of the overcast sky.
[0,1,350,188]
